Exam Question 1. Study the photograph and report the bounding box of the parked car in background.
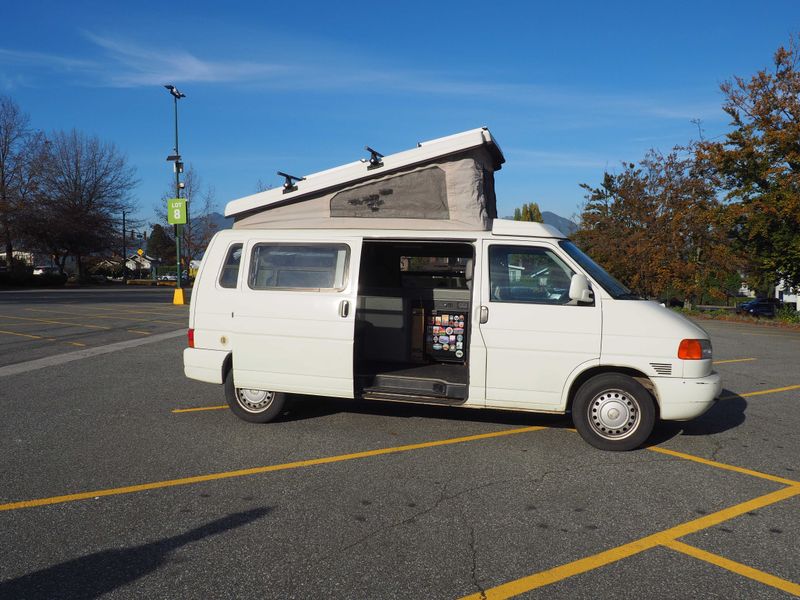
[32,266,58,276]
[735,298,780,317]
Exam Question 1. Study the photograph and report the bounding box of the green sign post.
[167,197,187,301]
[167,198,187,225]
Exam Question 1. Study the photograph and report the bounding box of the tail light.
[187,328,195,348]
[678,339,712,360]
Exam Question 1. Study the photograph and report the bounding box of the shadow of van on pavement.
[280,393,745,449]
[0,507,271,600]
[281,394,572,429]
[646,391,747,447]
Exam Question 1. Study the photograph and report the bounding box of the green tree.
[0,96,42,270]
[21,129,138,279]
[146,223,176,262]
[697,36,800,290]
[157,166,218,268]
[574,150,741,304]
[513,202,543,222]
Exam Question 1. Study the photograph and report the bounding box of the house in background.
[775,280,800,311]
[737,281,757,299]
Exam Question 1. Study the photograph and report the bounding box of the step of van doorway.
[360,390,467,405]
[356,361,468,403]
[361,373,467,400]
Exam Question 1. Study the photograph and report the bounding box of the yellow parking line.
[0,329,86,348]
[735,331,800,339]
[648,446,798,486]
[461,485,800,599]
[719,384,800,400]
[0,314,110,330]
[663,539,800,596]
[0,426,546,512]
[739,384,800,398]
[126,329,151,335]
[25,308,185,326]
[172,405,228,413]
[713,358,756,365]
[0,329,45,340]
[87,306,187,317]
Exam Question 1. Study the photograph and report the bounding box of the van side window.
[489,245,575,304]
[219,244,243,288]
[248,244,349,290]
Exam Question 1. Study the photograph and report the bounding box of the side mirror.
[569,273,594,303]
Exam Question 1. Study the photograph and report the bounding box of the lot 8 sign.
[167,198,187,225]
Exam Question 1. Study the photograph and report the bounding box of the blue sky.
[2,1,798,224]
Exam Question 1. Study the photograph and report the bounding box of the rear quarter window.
[218,244,243,289]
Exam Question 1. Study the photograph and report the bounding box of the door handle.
[480,305,489,324]
[339,299,350,318]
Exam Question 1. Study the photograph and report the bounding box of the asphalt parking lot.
[1,289,798,599]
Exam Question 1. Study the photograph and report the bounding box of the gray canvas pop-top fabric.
[330,166,449,219]
[233,147,499,231]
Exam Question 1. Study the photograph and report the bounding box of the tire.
[224,368,286,423]
[572,373,656,451]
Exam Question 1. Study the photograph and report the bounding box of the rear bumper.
[183,347,229,384]
[652,371,722,421]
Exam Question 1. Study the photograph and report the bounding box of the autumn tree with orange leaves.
[696,36,800,293]
[574,150,742,304]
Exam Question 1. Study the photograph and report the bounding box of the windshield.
[558,240,640,300]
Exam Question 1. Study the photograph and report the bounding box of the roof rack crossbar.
[365,146,384,170]
[277,171,306,194]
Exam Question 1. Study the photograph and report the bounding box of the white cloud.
[0,48,97,71]
[0,33,724,123]
[81,33,286,86]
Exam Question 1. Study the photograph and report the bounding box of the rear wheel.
[572,373,655,451]
[224,369,286,423]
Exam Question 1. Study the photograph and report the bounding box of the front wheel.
[224,369,286,423]
[572,374,656,451]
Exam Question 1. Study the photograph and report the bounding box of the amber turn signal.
[678,338,712,360]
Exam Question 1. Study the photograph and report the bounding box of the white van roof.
[491,219,566,238]
[208,219,567,242]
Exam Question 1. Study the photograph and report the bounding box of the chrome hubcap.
[235,388,274,413]
[588,389,639,440]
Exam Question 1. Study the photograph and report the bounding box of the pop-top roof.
[224,127,504,219]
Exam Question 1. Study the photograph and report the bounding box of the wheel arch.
[565,365,659,416]
[222,352,233,384]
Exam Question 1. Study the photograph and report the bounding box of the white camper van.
[184,128,721,451]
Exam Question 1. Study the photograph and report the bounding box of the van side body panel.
[185,226,721,425]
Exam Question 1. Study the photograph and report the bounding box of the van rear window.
[248,244,349,290]
[219,244,243,288]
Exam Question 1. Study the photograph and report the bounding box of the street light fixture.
[164,84,186,304]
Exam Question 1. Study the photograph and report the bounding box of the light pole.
[122,210,127,283]
[164,84,186,304]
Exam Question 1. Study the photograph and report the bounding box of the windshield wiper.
[615,292,642,300]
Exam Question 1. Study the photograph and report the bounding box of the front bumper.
[652,371,722,421]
